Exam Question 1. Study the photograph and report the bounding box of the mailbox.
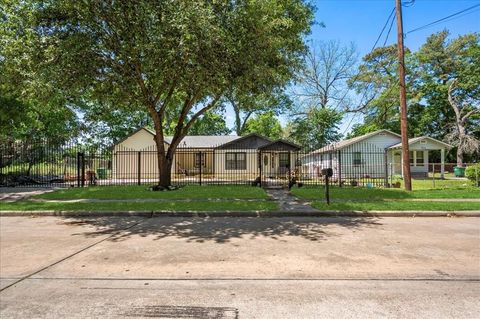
[321,168,333,177]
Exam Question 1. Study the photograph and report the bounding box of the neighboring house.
[112,127,301,181]
[303,130,451,180]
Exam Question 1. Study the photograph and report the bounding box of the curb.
[1,210,480,218]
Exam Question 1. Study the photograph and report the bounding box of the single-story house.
[112,127,301,182]
[302,129,452,180]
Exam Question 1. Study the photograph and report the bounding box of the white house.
[303,129,452,181]
[112,128,301,182]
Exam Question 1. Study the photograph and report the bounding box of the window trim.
[279,152,290,168]
[225,152,247,170]
[194,152,206,168]
[353,151,362,165]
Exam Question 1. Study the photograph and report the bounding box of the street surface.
[1,216,479,318]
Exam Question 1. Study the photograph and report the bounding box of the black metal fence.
[0,138,457,189]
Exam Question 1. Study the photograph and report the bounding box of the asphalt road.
[1,216,479,318]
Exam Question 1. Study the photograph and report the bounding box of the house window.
[279,153,290,168]
[225,152,246,170]
[353,152,362,165]
[416,151,424,166]
[194,152,206,168]
[410,151,415,165]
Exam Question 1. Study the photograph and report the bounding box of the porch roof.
[387,136,452,150]
[258,139,302,151]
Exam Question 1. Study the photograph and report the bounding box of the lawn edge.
[1,210,479,217]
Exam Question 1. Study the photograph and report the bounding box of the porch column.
[391,150,395,174]
[440,148,445,179]
[401,150,404,178]
[424,150,428,177]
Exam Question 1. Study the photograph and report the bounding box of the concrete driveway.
[1,216,479,318]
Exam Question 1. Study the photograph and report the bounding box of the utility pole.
[395,0,412,191]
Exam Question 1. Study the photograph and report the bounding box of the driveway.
[1,216,479,318]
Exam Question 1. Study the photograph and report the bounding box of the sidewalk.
[265,188,318,213]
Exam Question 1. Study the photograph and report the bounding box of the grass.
[291,185,480,201]
[1,185,275,212]
[397,178,472,190]
[0,200,277,212]
[311,201,480,211]
[292,179,479,211]
[36,185,269,200]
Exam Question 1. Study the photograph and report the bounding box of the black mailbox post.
[321,168,333,205]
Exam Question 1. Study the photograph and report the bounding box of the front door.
[262,152,276,177]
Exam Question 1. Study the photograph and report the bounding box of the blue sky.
[225,0,480,135]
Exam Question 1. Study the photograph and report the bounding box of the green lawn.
[291,185,480,201]
[0,200,277,212]
[292,182,479,211]
[1,185,276,212]
[36,185,269,200]
[398,178,473,190]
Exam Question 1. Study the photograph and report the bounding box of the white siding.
[214,149,259,180]
[339,133,400,179]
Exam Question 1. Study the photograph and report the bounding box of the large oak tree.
[2,0,313,187]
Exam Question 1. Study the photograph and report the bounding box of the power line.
[383,10,396,46]
[406,3,480,35]
[371,7,396,51]
[345,6,402,116]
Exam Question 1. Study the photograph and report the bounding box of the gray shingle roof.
[165,135,240,148]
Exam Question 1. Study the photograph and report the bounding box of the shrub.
[465,163,480,186]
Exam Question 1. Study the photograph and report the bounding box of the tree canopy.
[2,0,313,186]
[243,111,283,140]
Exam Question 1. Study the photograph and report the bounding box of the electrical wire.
[406,3,480,35]
[383,10,396,46]
[371,8,396,51]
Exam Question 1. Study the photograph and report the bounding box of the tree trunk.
[456,128,466,167]
[157,153,173,187]
[456,145,464,167]
[153,134,172,188]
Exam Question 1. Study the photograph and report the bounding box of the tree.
[416,31,480,165]
[227,89,292,136]
[78,99,152,146]
[286,107,343,150]
[3,0,313,187]
[347,45,407,126]
[189,110,231,136]
[295,40,357,110]
[243,111,283,140]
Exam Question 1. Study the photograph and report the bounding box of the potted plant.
[391,175,402,188]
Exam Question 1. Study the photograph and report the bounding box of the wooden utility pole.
[395,0,412,191]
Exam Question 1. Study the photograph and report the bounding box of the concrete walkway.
[0,188,55,202]
[265,188,319,212]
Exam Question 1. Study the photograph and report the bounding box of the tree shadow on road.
[63,216,383,244]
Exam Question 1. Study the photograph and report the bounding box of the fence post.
[77,152,81,188]
[390,163,393,187]
[137,151,141,185]
[432,163,435,189]
[338,150,342,187]
[199,151,202,186]
[384,151,388,187]
[288,152,292,182]
[81,152,85,187]
[259,151,262,187]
